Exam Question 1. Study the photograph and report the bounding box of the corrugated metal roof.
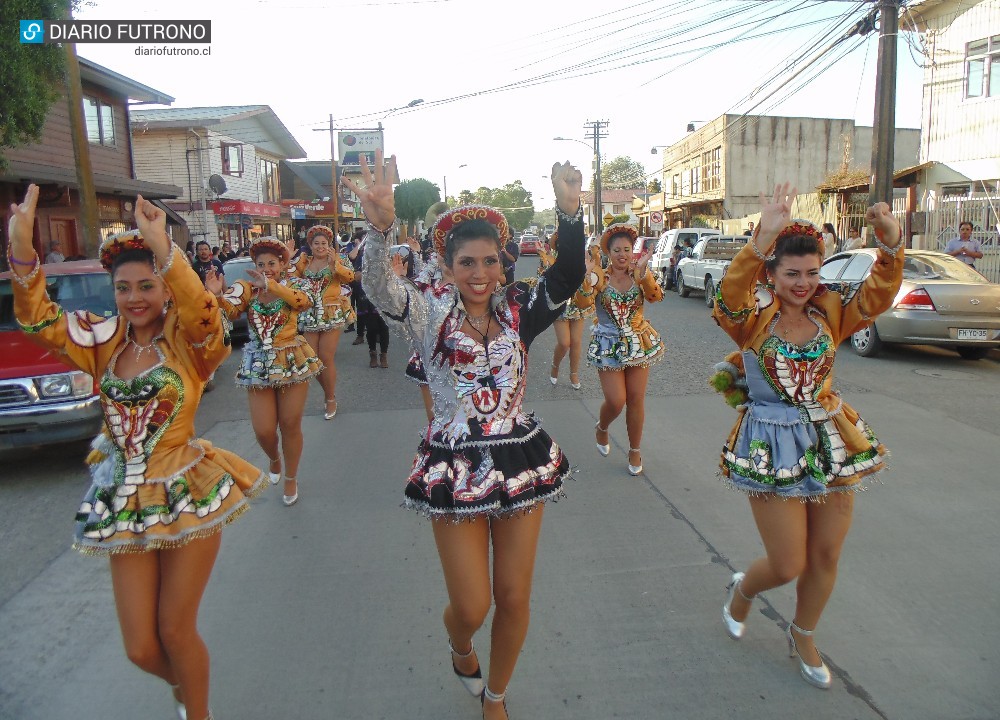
[132,106,268,123]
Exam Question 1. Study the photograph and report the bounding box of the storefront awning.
[210,200,282,217]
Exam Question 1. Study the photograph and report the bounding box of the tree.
[454,180,535,231]
[0,1,73,171]
[601,156,647,190]
[647,178,662,193]
[394,178,441,235]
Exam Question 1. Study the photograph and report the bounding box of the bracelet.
[555,202,584,225]
[8,253,38,267]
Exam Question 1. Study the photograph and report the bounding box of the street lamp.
[382,98,424,119]
[443,163,467,204]
[650,145,668,154]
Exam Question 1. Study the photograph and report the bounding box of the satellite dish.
[208,174,228,195]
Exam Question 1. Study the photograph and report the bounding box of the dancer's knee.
[123,637,165,674]
[448,598,490,632]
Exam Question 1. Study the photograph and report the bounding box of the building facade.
[0,58,182,265]
[656,114,920,227]
[131,106,306,251]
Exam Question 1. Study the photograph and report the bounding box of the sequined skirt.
[721,399,887,499]
[587,322,664,370]
[235,337,323,388]
[404,420,568,519]
[74,441,267,555]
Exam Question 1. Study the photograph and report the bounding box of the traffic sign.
[650,211,663,224]
[603,213,614,225]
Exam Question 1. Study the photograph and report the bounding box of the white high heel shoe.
[627,448,643,475]
[549,364,558,386]
[449,638,484,697]
[267,457,281,485]
[595,423,610,457]
[171,684,186,720]
[722,571,752,639]
[282,476,299,506]
[787,622,832,689]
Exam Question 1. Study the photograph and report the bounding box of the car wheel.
[851,325,882,358]
[678,273,690,297]
[956,346,989,360]
[704,278,715,308]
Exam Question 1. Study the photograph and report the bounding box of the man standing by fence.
[945,221,984,269]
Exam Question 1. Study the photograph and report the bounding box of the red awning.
[210,200,281,217]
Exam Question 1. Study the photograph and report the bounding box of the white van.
[650,227,721,288]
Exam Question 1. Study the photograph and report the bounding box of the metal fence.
[926,194,1000,283]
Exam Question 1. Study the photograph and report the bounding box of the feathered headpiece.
[305,225,334,243]
[429,204,510,258]
[99,230,152,272]
[249,236,289,263]
[600,224,638,255]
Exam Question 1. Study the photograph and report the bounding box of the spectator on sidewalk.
[945,221,983,268]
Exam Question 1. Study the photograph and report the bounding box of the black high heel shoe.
[450,638,484,697]
[481,685,508,719]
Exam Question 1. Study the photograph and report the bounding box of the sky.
[74,0,927,210]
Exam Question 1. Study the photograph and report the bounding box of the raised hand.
[757,182,797,239]
[551,161,583,215]
[8,184,40,258]
[246,268,268,291]
[134,195,171,261]
[585,244,599,275]
[205,268,225,296]
[390,252,407,277]
[635,247,653,277]
[865,202,901,246]
[341,149,397,231]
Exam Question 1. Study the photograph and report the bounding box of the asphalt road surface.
[1,255,998,719]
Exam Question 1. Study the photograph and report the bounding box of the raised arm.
[573,246,606,309]
[829,203,904,341]
[344,150,428,342]
[7,185,122,376]
[713,183,795,347]
[515,161,586,348]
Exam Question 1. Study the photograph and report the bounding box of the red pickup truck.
[0,260,110,449]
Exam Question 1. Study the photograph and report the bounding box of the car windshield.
[0,272,115,331]
[904,255,986,282]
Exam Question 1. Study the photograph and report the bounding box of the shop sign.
[338,130,383,167]
[210,200,280,217]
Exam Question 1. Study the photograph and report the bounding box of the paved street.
[1,255,998,720]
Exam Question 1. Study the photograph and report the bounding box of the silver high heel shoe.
[549,364,558,386]
[324,397,338,420]
[722,571,752,639]
[450,638,484,697]
[595,423,610,457]
[627,448,643,475]
[171,684,186,720]
[267,457,281,485]
[787,622,832,689]
[282,476,299,506]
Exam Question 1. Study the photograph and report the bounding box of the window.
[704,147,721,191]
[258,157,279,203]
[966,35,1000,99]
[83,97,115,146]
[690,161,701,195]
[222,143,243,176]
[671,174,680,197]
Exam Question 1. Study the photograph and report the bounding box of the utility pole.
[868,0,899,211]
[314,115,341,239]
[585,120,609,233]
[64,40,100,257]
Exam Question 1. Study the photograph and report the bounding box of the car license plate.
[957,328,989,340]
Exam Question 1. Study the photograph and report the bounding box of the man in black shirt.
[191,240,225,287]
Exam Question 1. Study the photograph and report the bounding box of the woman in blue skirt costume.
[713,184,903,689]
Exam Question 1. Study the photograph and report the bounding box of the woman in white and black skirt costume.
[344,151,584,720]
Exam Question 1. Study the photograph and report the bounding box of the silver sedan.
[820,249,1000,360]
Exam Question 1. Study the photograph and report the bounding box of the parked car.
[222,256,254,341]
[0,260,108,449]
[518,234,540,255]
[650,227,720,289]
[676,235,745,306]
[821,249,1000,359]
